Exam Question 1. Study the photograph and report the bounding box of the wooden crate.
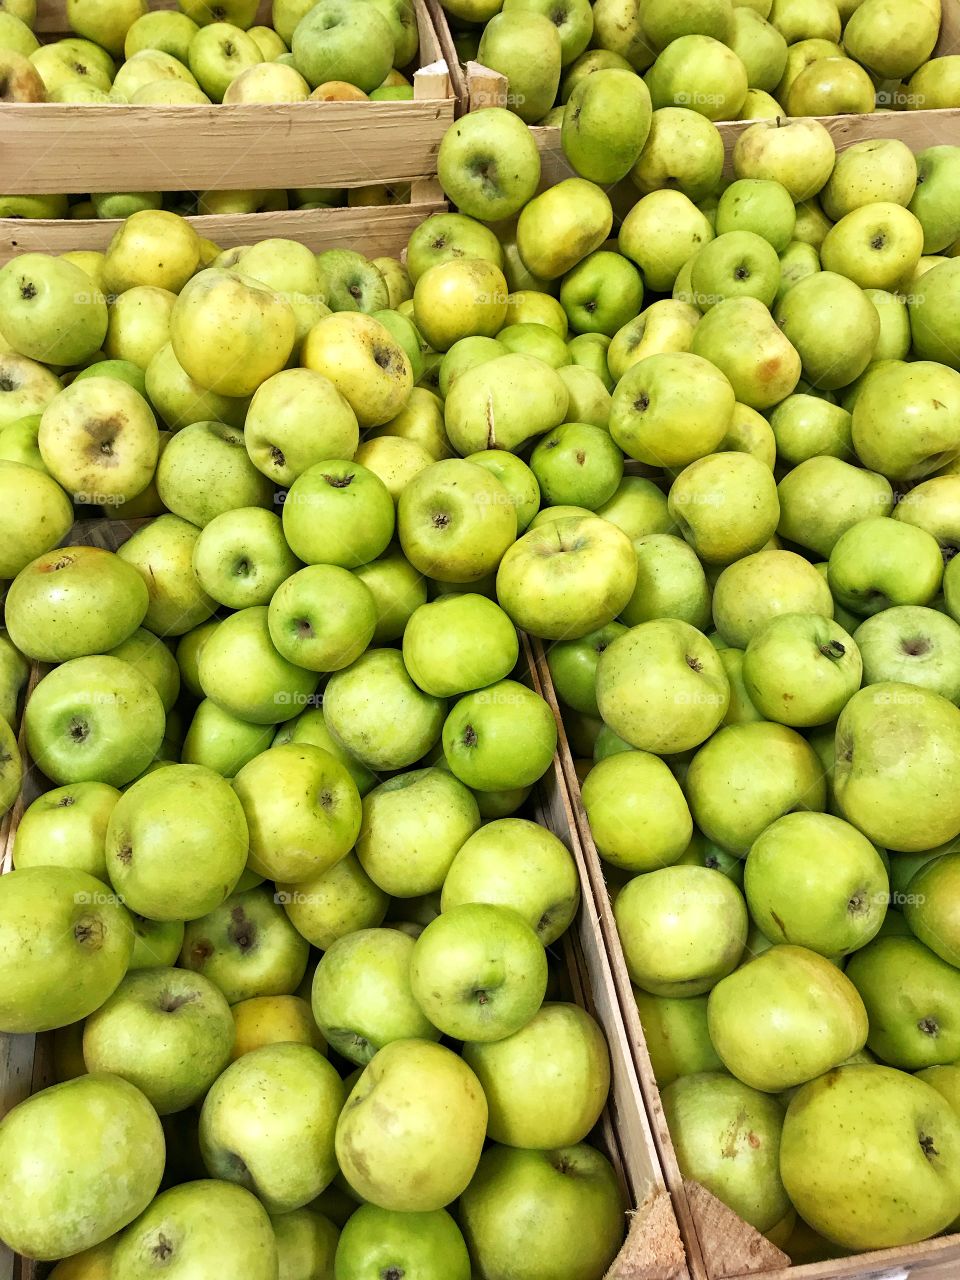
[530,638,960,1280]
[0,0,452,261]
[0,520,690,1280]
[430,0,960,188]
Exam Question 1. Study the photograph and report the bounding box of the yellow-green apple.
[686,721,826,853]
[403,595,518,699]
[619,190,713,293]
[613,864,747,994]
[844,0,937,80]
[124,8,198,58]
[118,514,218,635]
[667,452,779,565]
[353,549,430,642]
[104,286,176,370]
[409,903,546,1042]
[335,1206,469,1280]
[443,353,568,455]
[517,179,613,281]
[854,606,960,702]
[112,1181,277,1279]
[197,606,319,724]
[645,33,748,119]
[690,296,801,409]
[0,352,60,431]
[397,458,515,581]
[324,648,444,771]
[311,927,439,1063]
[821,138,918,221]
[909,259,960,370]
[157,420,273,527]
[828,518,942,615]
[0,865,133,1032]
[181,699,272,776]
[302,312,412,427]
[187,21,260,99]
[230,994,322,1059]
[267,565,375,671]
[834,683,960,851]
[223,59,308,99]
[690,231,781,309]
[406,210,506,284]
[582,749,692,870]
[610,351,733,466]
[244,367,358,487]
[5,545,148,662]
[0,253,106,364]
[780,1064,960,1250]
[547,622,627,716]
[281,458,394,567]
[441,817,579,944]
[769,394,852,466]
[278,852,387,950]
[477,10,561,123]
[909,148,960,255]
[607,302,700,381]
[102,209,200,295]
[496,514,637,639]
[82,967,233,1113]
[820,203,924,292]
[663,1072,788,1229]
[145,342,249,430]
[635,990,723,1085]
[291,0,393,91]
[192,507,298,610]
[200,1043,344,1210]
[0,47,45,98]
[774,271,880,390]
[777,457,892,556]
[105,764,247,919]
[562,69,652,184]
[596,619,729,753]
[708,945,868,1090]
[442,680,555,791]
[13,782,118,878]
[733,118,835,201]
[180,884,309,1002]
[0,462,69,577]
[712,548,834,647]
[0,1074,163,1259]
[742,614,861,727]
[335,1039,487,1208]
[621,535,710,629]
[25,655,165,786]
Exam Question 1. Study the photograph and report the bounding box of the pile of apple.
[448,0,958,124]
[0,201,636,1279]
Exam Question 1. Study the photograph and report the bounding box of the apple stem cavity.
[920,1133,940,1160]
[462,725,478,748]
[323,472,353,489]
[68,717,90,743]
[74,917,105,949]
[819,640,846,660]
[151,1233,175,1262]
[918,1016,940,1038]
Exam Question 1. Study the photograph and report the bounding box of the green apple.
[324,648,445,770]
[145,341,248,431]
[267,565,376,672]
[894,474,960,558]
[409,902,546,1042]
[412,259,508,354]
[908,148,960,257]
[558,364,611,427]
[187,21,261,100]
[124,9,198,59]
[112,47,199,99]
[776,457,893,557]
[282,459,394,569]
[715,179,795,252]
[129,914,185,971]
[776,826,883,907]
[200,1042,344,1211]
[630,107,724,201]
[106,763,247,920]
[464,451,540,535]
[844,0,938,80]
[691,296,802,410]
[12,781,118,878]
[334,1205,469,1280]
[356,767,480,897]
[717,401,777,467]
[785,55,876,115]
[193,507,299,610]
[25,655,165,787]
[278,852,386,951]
[848,935,960,1069]
[0,461,71,578]
[5,545,148,662]
[442,679,556,791]
[0,253,107,365]
[774,272,879,391]
[436,111,541,220]
[713,548,834,648]
[83,967,233,1114]
[907,56,960,109]
[439,337,506,399]
[645,33,748,120]
[335,1039,487,1210]
[776,240,820,302]
[821,138,918,222]
[462,1002,608,1150]
[311,927,439,1063]
[199,606,319,724]
[733,117,835,202]
[562,69,652,185]
[234,743,361,883]
[614,864,747,995]
[690,231,781,310]
[530,422,623,509]
[853,359,960,479]
[662,1072,788,1230]
[642,0,733,46]
[0,352,61,431]
[478,10,561,123]
[559,252,644,339]
[270,1208,338,1280]
[175,696,258,774]
[397,458,516,582]
[854,606,960,702]
[516,179,613,281]
[686,721,826,854]
[280,705,376,795]
[909,259,960,371]
[581,749,692,871]
[444,353,569,455]
[180,885,309,1003]
[828,518,942,616]
[112,1181,278,1279]
[821,202,925,293]
[315,249,387,314]
[292,0,393,91]
[459,1143,624,1280]
[302,311,413,428]
[728,8,787,91]
[742,613,861,727]
[0,1074,163,1261]
[157,420,274,528]
[610,351,733,466]
[904,854,960,968]
[441,817,580,944]
[708,945,868,1091]
[769,394,852,466]
[118,514,217,636]
[834,683,960,852]
[0,413,45,472]
[0,865,133,1033]
[547,622,627,716]
[635,989,723,1085]
[668,452,779,565]
[619,190,714,293]
[0,10,37,53]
